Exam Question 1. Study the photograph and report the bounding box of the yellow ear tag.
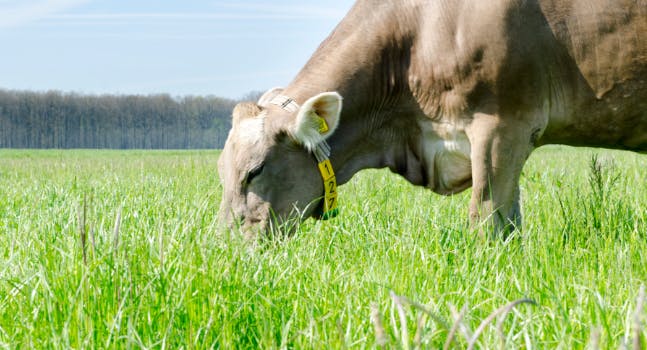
[316,115,329,134]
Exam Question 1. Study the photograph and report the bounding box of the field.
[0,147,645,349]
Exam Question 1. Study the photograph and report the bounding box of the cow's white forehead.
[237,113,266,144]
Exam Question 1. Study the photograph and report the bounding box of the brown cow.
[218,0,646,239]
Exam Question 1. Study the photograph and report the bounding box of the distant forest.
[0,89,258,149]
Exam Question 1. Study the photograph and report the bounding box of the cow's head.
[218,89,343,239]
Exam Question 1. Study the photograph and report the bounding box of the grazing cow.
[218,0,646,239]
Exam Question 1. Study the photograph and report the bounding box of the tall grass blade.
[78,195,87,265]
[370,303,387,348]
[467,299,536,350]
[391,291,410,350]
[444,304,469,350]
[113,207,122,253]
[589,326,601,350]
[634,285,645,350]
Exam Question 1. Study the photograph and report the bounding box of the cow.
[218,0,646,239]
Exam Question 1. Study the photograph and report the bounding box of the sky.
[0,0,355,99]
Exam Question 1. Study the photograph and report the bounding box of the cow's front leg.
[466,114,533,238]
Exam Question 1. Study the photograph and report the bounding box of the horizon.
[0,0,355,100]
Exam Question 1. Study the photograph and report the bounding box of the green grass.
[0,147,645,349]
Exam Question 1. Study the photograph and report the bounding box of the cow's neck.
[282,2,424,186]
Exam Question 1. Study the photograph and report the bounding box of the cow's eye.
[245,163,265,185]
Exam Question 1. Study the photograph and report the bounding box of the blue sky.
[0,0,355,99]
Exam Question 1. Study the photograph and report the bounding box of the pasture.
[0,148,645,348]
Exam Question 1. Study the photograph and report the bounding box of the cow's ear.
[293,92,342,151]
[232,102,263,125]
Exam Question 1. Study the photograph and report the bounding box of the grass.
[0,147,645,349]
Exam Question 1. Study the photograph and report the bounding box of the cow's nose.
[232,214,246,230]
[217,206,245,232]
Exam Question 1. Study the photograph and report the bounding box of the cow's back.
[408,0,646,151]
[540,0,646,98]
[537,0,647,150]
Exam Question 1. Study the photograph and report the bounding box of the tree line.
[0,89,251,149]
